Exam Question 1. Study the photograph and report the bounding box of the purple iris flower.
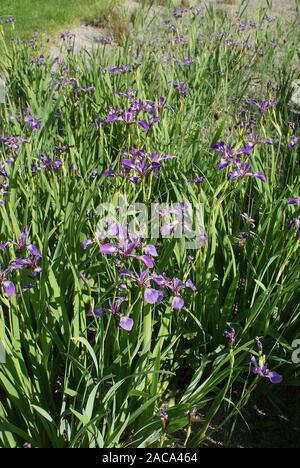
[24,114,41,131]
[4,16,15,24]
[0,266,16,297]
[245,133,272,147]
[138,116,160,131]
[251,356,283,384]
[210,141,236,169]
[102,96,161,131]
[103,149,173,185]
[173,82,190,96]
[38,154,63,172]
[120,269,164,305]
[229,160,266,182]
[0,228,42,269]
[247,99,278,113]
[100,228,158,269]
[0,135,29,153]
[152,273,196,310]
[289,216,300,240]
[88,297,133,331]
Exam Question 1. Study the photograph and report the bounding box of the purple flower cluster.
[32,154,63,174]
[247,99,278,114]
[102,94,164,131]
[172,5,204,20]
[173,82,190,96]
[103,148,174,185]
[8,108,41,132]
[94,34,114,46]
[0,227,42,297]
[120,269,196,310]
[0,134,30,153]
[31,54,45,67]
[210,140,267,182]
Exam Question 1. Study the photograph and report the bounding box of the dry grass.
[87,6,131,45]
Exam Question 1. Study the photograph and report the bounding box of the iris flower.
[251,356,283,384]
[120,269,164,305]
[229,160,266,182]
[247,99,278,113]
[0,265,16,297]
[152,273,196,310]
[88,297,133,331]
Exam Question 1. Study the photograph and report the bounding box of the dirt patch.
[209,0,297,19]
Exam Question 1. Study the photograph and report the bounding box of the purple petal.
[186,279,197,291]
[119,316,134,332]
[268,372,283,384]
[253,172,266,182]
[288,198,300,205]
[81,239,94,250]
[122,159,135,170]
[0,242,11,250]
[3,281,16,297]
[27,244,42,258]
[144,288,160,304]
[139,255,154,269]
[80,272,89,284]
[172,296,185,310]
[144,244,158,257]
[100,243,117,255]
[88,306,103,318]
[138,120,150,130]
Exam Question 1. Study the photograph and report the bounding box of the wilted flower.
[185,409,198,425]
[237,232,249,247]
[288,135,300,149]
[242,213,256,229]
[159,411,169,431]
[224,327,236,346]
